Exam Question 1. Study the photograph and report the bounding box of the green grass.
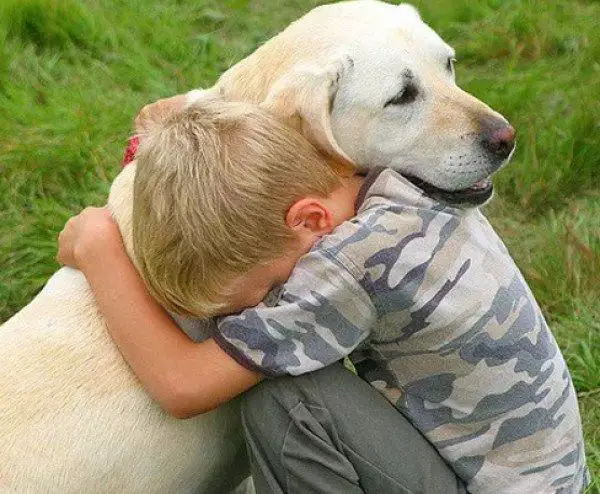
[0,0,598,489]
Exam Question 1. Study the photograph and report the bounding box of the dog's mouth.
[403,175,493,206]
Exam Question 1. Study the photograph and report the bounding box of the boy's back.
[218,168,589,493]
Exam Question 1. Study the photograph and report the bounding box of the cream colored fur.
[1,1,512,491]
[211,0,512,189]
[0,165,248,493]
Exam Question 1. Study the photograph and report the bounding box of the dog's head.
[219,0,515,206]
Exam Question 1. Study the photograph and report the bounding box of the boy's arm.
[57,207,261,419]
[216,250,377,377]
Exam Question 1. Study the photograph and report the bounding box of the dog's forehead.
[322,4,453,66]
[343,25,453,88]
[299,2,449,48]
[270,1,453,86]
[376,11,453,61]
[307,0,418,23]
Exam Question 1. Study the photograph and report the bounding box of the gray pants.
[241,364,466,494]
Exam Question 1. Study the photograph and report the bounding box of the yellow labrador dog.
[185,0,515,206]
[0,1,514,492]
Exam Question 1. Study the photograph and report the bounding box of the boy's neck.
[325,174,365,229]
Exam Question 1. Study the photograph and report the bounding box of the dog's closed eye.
[384,82,419,107]
[447,56,457,74]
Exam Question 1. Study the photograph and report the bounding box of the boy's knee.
[241,373,318,434]
[241,377,311,458]
[241,380,276,430]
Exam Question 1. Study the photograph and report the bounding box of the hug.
[1,1,589,493]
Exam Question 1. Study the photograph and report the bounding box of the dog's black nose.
[480,118,516,160]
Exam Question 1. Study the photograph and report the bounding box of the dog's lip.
[402,175,494,206]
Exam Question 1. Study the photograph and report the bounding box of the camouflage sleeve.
[214,249,377,377]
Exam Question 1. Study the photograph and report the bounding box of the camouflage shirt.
[215,168,589,493]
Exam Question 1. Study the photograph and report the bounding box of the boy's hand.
[134,94,187,135]
[57,207,124,270]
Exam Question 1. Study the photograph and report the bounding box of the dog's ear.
[134,89,218,137]
[261,55,356,176]
[184,88,218,107]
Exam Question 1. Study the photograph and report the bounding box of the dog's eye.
[447,57,457,73]
[384,83,419,107]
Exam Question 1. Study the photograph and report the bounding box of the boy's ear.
[286,198,334,236]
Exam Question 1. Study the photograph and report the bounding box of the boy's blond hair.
[132,99,344,317]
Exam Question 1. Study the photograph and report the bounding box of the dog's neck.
[106,163,137,267]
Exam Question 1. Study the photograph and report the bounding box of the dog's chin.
[403,175,494,207]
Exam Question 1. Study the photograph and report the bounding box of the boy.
[58,100,588,493]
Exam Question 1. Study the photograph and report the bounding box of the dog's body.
[0,165,249,493]
[0,1,514,491]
